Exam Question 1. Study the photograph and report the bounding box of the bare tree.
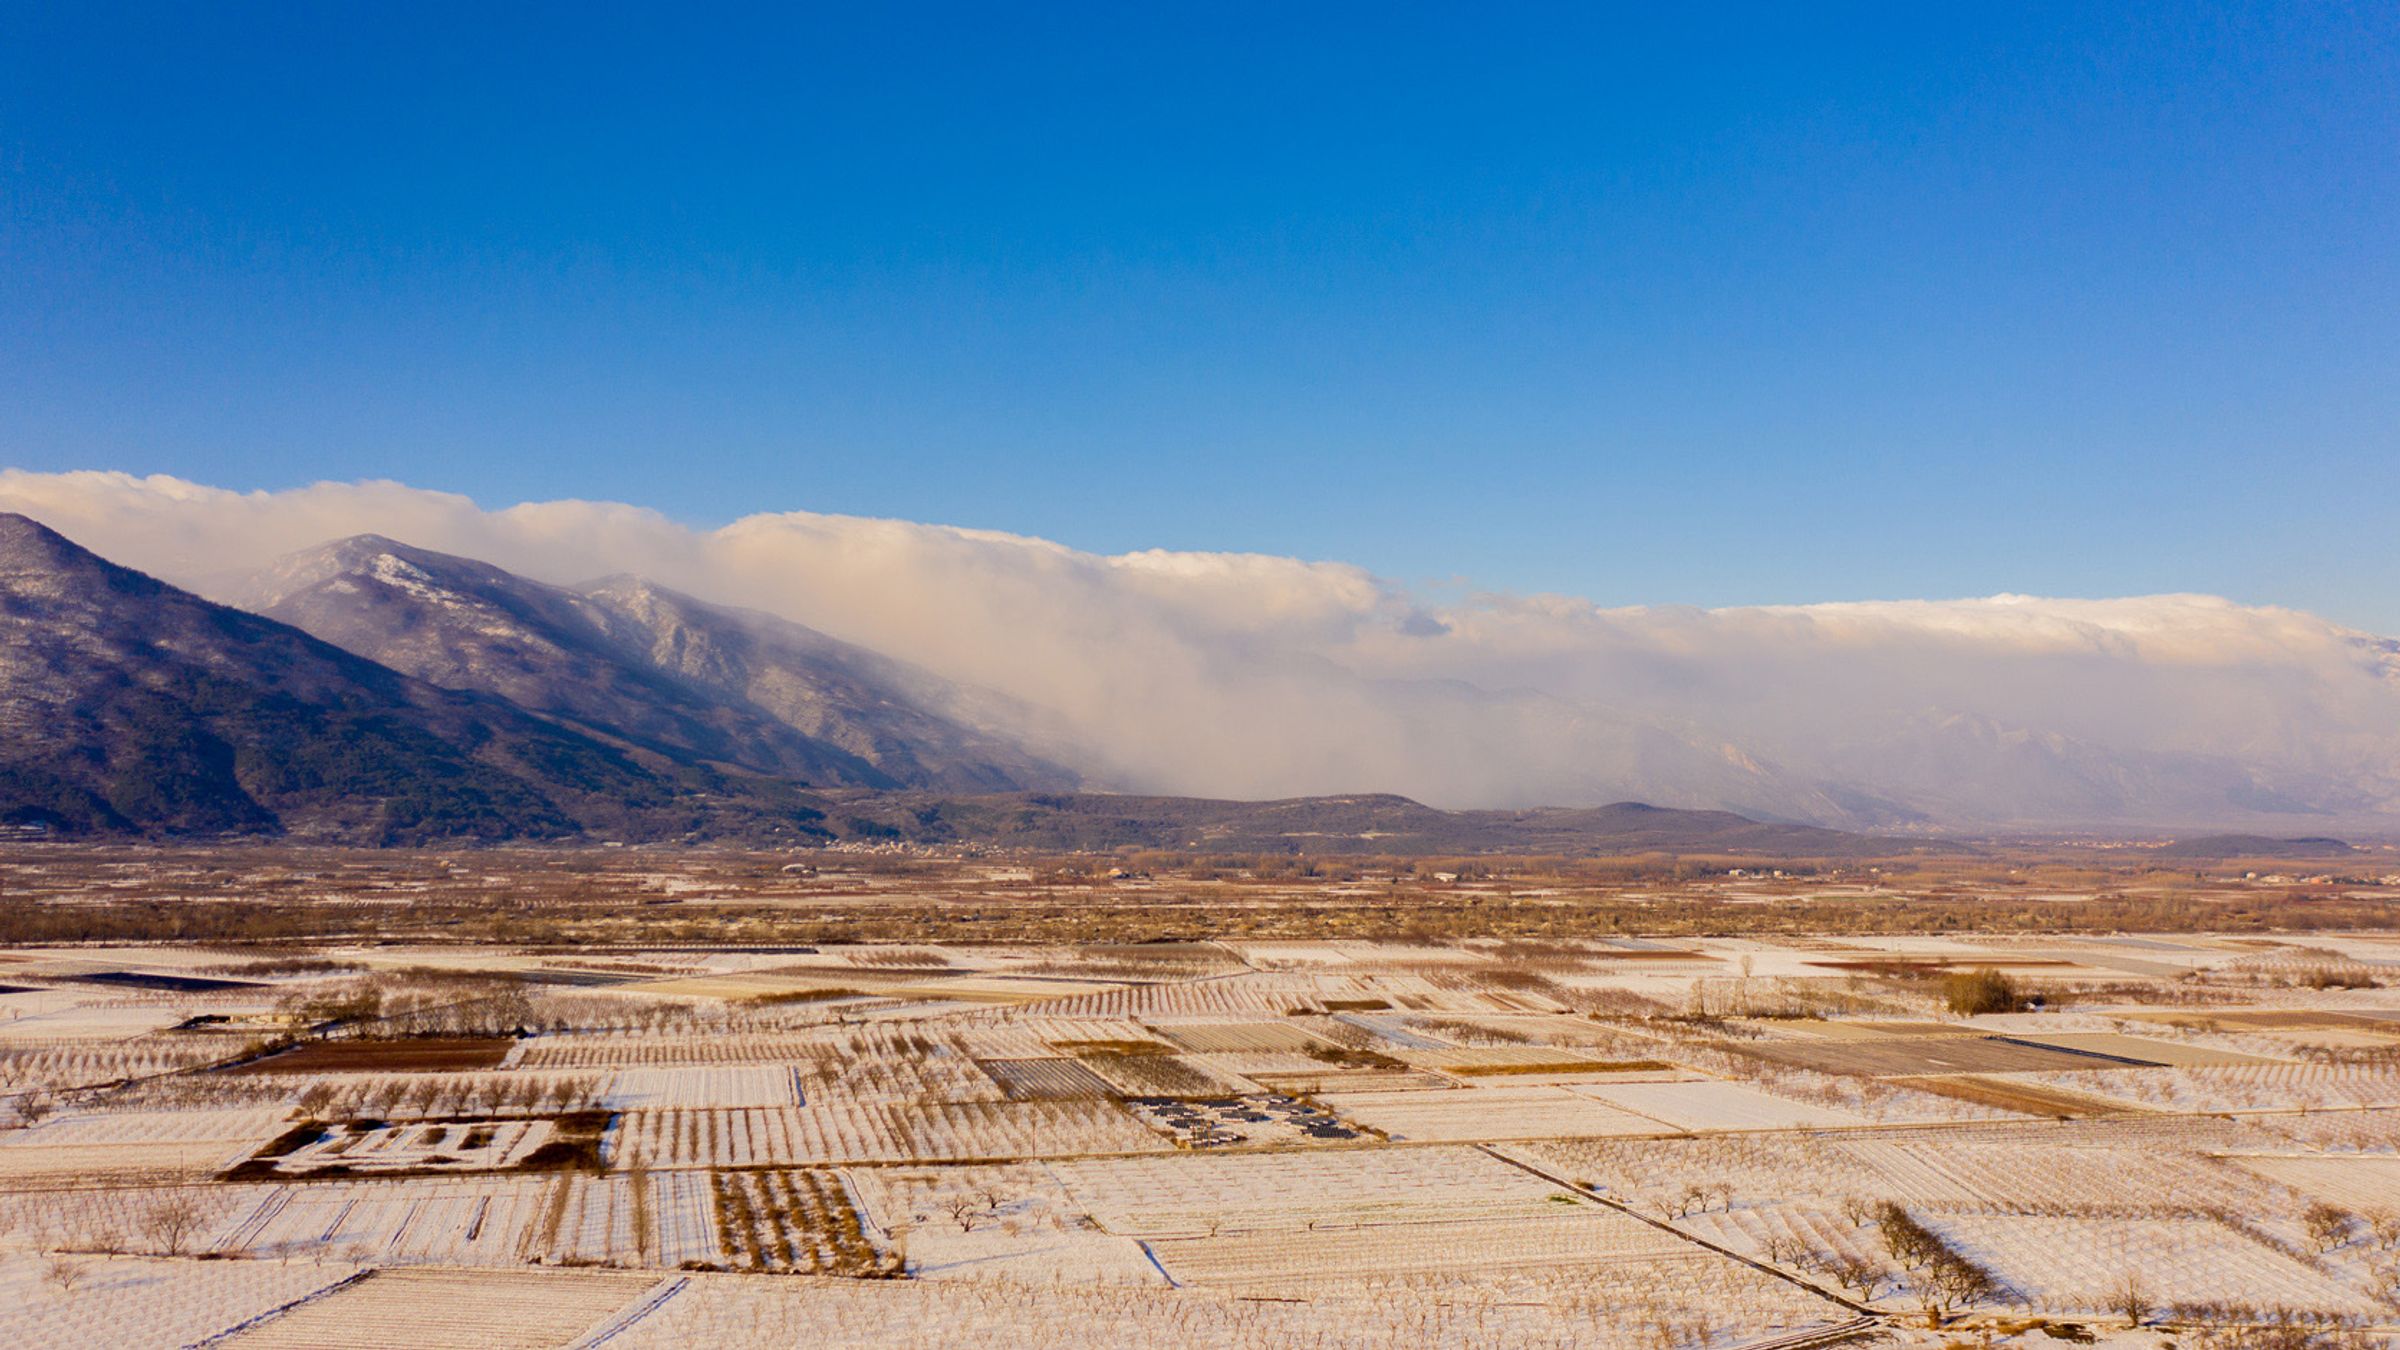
[2304,1201,2356,1253]
[1827,1253,1889,1301]
[2368,1208,2400,1250]
[44,1255,86,1292]
[2106,1270,2151,1328]
[143,1192,207,1256]
[1918,1251,1998,1325]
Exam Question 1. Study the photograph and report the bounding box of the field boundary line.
[1476,1143,1877,1318]
[568,1274,690,1349]
[181,1266,376,1349]
[1725,1315,1881,1350]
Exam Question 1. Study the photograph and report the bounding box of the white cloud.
[5,468,2395,829]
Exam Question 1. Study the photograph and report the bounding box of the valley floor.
[3,856,2399,1346]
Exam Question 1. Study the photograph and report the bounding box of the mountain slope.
[0,513,825,844]
[235,537,1077,793]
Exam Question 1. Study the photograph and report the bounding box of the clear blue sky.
[4,4,2396,628]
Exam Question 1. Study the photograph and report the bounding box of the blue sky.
[4,4,2396,629]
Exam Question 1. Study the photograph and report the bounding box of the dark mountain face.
[235,537,1078,794]
[0,514,826,844]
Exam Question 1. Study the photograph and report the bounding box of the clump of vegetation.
[2302,1201,2357,1252]
[1876,1201,2001,1324]
[1942,967,2029,1016]
[738,987,867,1007]
[1301,1042,1405,1070]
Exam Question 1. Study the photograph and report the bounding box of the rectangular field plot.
[1882,1073,2139,1119]
[0,1040,250,1093]
[222,1265,661,1349]
[602,1065,804,1110]
[1320,1084,1665,1142]
[1075,1052,1251,1098]
[0,1251,363,1349]
[1733,1034,2161,1077]
[1402,1045,1676,1077]
[230,1038,515,1075]
[260,1117,556,1176]
[0,1105,283,1178]
[2014,1062,2400,1113]
[213,1172,722,1269]
[1020,974,1316,1020]
[845,1163,1166,1284]
[2003,1031,2286,1068]
[598,1266,1842,1349]
[514,1033,856,1070]
[1568,1081,1869,1131]
[1930,1213,2382,1318]
[978,1057,1115,1100]
[608,1100,1173,1168]
[1188,1049,1336,1077]
[1247,1068,1455,1096]
[1123,1094,1361,1146]
[1144,1211,1692,1287]
[2229,1154,2400,1210]
[1052,1145,1573,1235]
[708,1169,897,1274]
[1147,1022,1332,1054]
[2,1104,287,1149]
[1748,1019,1982,1041]
[1521,1132,2282,1217]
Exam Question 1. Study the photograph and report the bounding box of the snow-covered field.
[598,1267,1847,1349]
[607,1099,1173,1168]
[9,927,2400,1344]
[1568,1079,1872,1131]
[0,1250,362,1348]
[1318,1083,1666,1141]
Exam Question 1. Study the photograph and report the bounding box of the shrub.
[1942,967,2028,1016]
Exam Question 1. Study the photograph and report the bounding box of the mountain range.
[231,534,1078,795]
[0,513,1869,853]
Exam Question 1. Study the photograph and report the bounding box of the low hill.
[825,791,1887,856]
[2154,833,2355,860]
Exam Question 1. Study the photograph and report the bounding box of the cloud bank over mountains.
[6,468,2395,831]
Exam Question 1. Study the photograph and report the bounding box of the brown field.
[1729,1033,2160,1078]
[1805,958,2084,972]
[1444,1058,1673,1076]
[229,1037,516,1075]
[1885,1073,2150,1119]
[978,1057,1115,1100]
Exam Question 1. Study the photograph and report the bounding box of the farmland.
[3,844,2400,1344]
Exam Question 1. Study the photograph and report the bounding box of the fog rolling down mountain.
[0,512,1896,852]
[232,535,1080,795]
